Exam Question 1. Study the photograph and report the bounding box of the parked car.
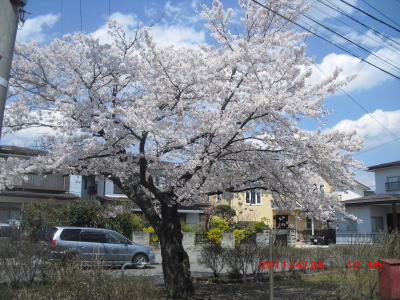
[311,229,336,245]
[47,226,155,267]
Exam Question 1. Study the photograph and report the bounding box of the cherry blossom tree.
[2,0,362,297]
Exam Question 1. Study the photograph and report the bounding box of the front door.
[387,213,400,232]
[275,215,288,229]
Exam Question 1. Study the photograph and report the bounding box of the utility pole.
[0,0,27,141]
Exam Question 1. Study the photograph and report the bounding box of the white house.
[336,161,400,242]
[95,176,207,228]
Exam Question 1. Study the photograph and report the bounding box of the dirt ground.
[191,274,338,300]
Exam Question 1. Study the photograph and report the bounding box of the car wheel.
[132,253,148,269]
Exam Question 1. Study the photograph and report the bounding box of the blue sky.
[5,0,400,189]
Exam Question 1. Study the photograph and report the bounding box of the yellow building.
[209,178,334,242]
[210,190,273,227]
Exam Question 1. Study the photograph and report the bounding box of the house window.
[371,216,384,232]
[320,184,325,195]
[113,184,124,195]
[346,220,357,232]
[386,176,400,192]
[306,217,312,230]
[216,194,222,202]
[245,189,261,205]
[154,175,166,188]
[0,203,21,222]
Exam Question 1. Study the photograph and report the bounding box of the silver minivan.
[48,226,155,267]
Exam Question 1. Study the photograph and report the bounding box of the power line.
[338,0,400,34]
[299,8,400,73]
[310,46,400,144]
[301,26,400,156]
[108,0,111,18]
[79,0,82,32]
[318,0,400,51]
[311,2,400,55]
[354,137,400,155]
[248,0,400,80]
[359,0,400,29]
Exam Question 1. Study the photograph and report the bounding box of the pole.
[0,0,22,141]
[269,229,274,300]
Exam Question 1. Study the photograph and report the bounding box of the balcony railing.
[14,174,69,192]
[385,181,400,192]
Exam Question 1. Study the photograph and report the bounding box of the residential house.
[210,177,338,243]
[95,176,208,228]
[0,146,80,225]
[337,160,400,240]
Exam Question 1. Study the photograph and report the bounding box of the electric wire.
[311,3,395,51]
[310,3,400,67]
[249,0,400,80]
[300,8,400,73]
[354,137,400,155]
[317,0,400,51]
[338,0,400,34]
[359,0,400,29]
[60,0,63,35]
[80,0,82,32]
[305,27,400,156]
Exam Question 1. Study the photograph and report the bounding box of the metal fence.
[336,233,381,244]
[194,233,209,245]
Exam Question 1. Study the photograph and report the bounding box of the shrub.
[214,204,236,224]
[225,244,266,276]
[21,200,63,239]
[247,221,269,233]
[109,212,146,238]
[61,200,107,228]
[198,244,226,277]
[210,216,229,232]
[233,229,246,245]
[21,199,108,238]
[0,253,161,299]
[0,236,50,287]
[181,222,194,232]
[142,226,158,243]
[207,228,223,244]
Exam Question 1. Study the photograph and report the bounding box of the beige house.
[209,178,336,243]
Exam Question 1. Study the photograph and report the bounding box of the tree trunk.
[156,203,194,299]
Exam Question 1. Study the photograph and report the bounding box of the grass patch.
[0,275,163,300]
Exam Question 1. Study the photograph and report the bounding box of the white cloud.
[150,25,206,48]
[91,12,206,48]
[17,13,59,43]
[2,127,55,148]
[308,46,399,92]
[91,12,139,44]
[331,109,400,149]
[165,1,182,16]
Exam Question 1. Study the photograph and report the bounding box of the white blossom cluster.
[2,0,363,221]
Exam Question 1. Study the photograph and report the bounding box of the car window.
[44,226,59,241]
[105,231,130,244]
[60,229,81,241]
[80,231,106,243]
